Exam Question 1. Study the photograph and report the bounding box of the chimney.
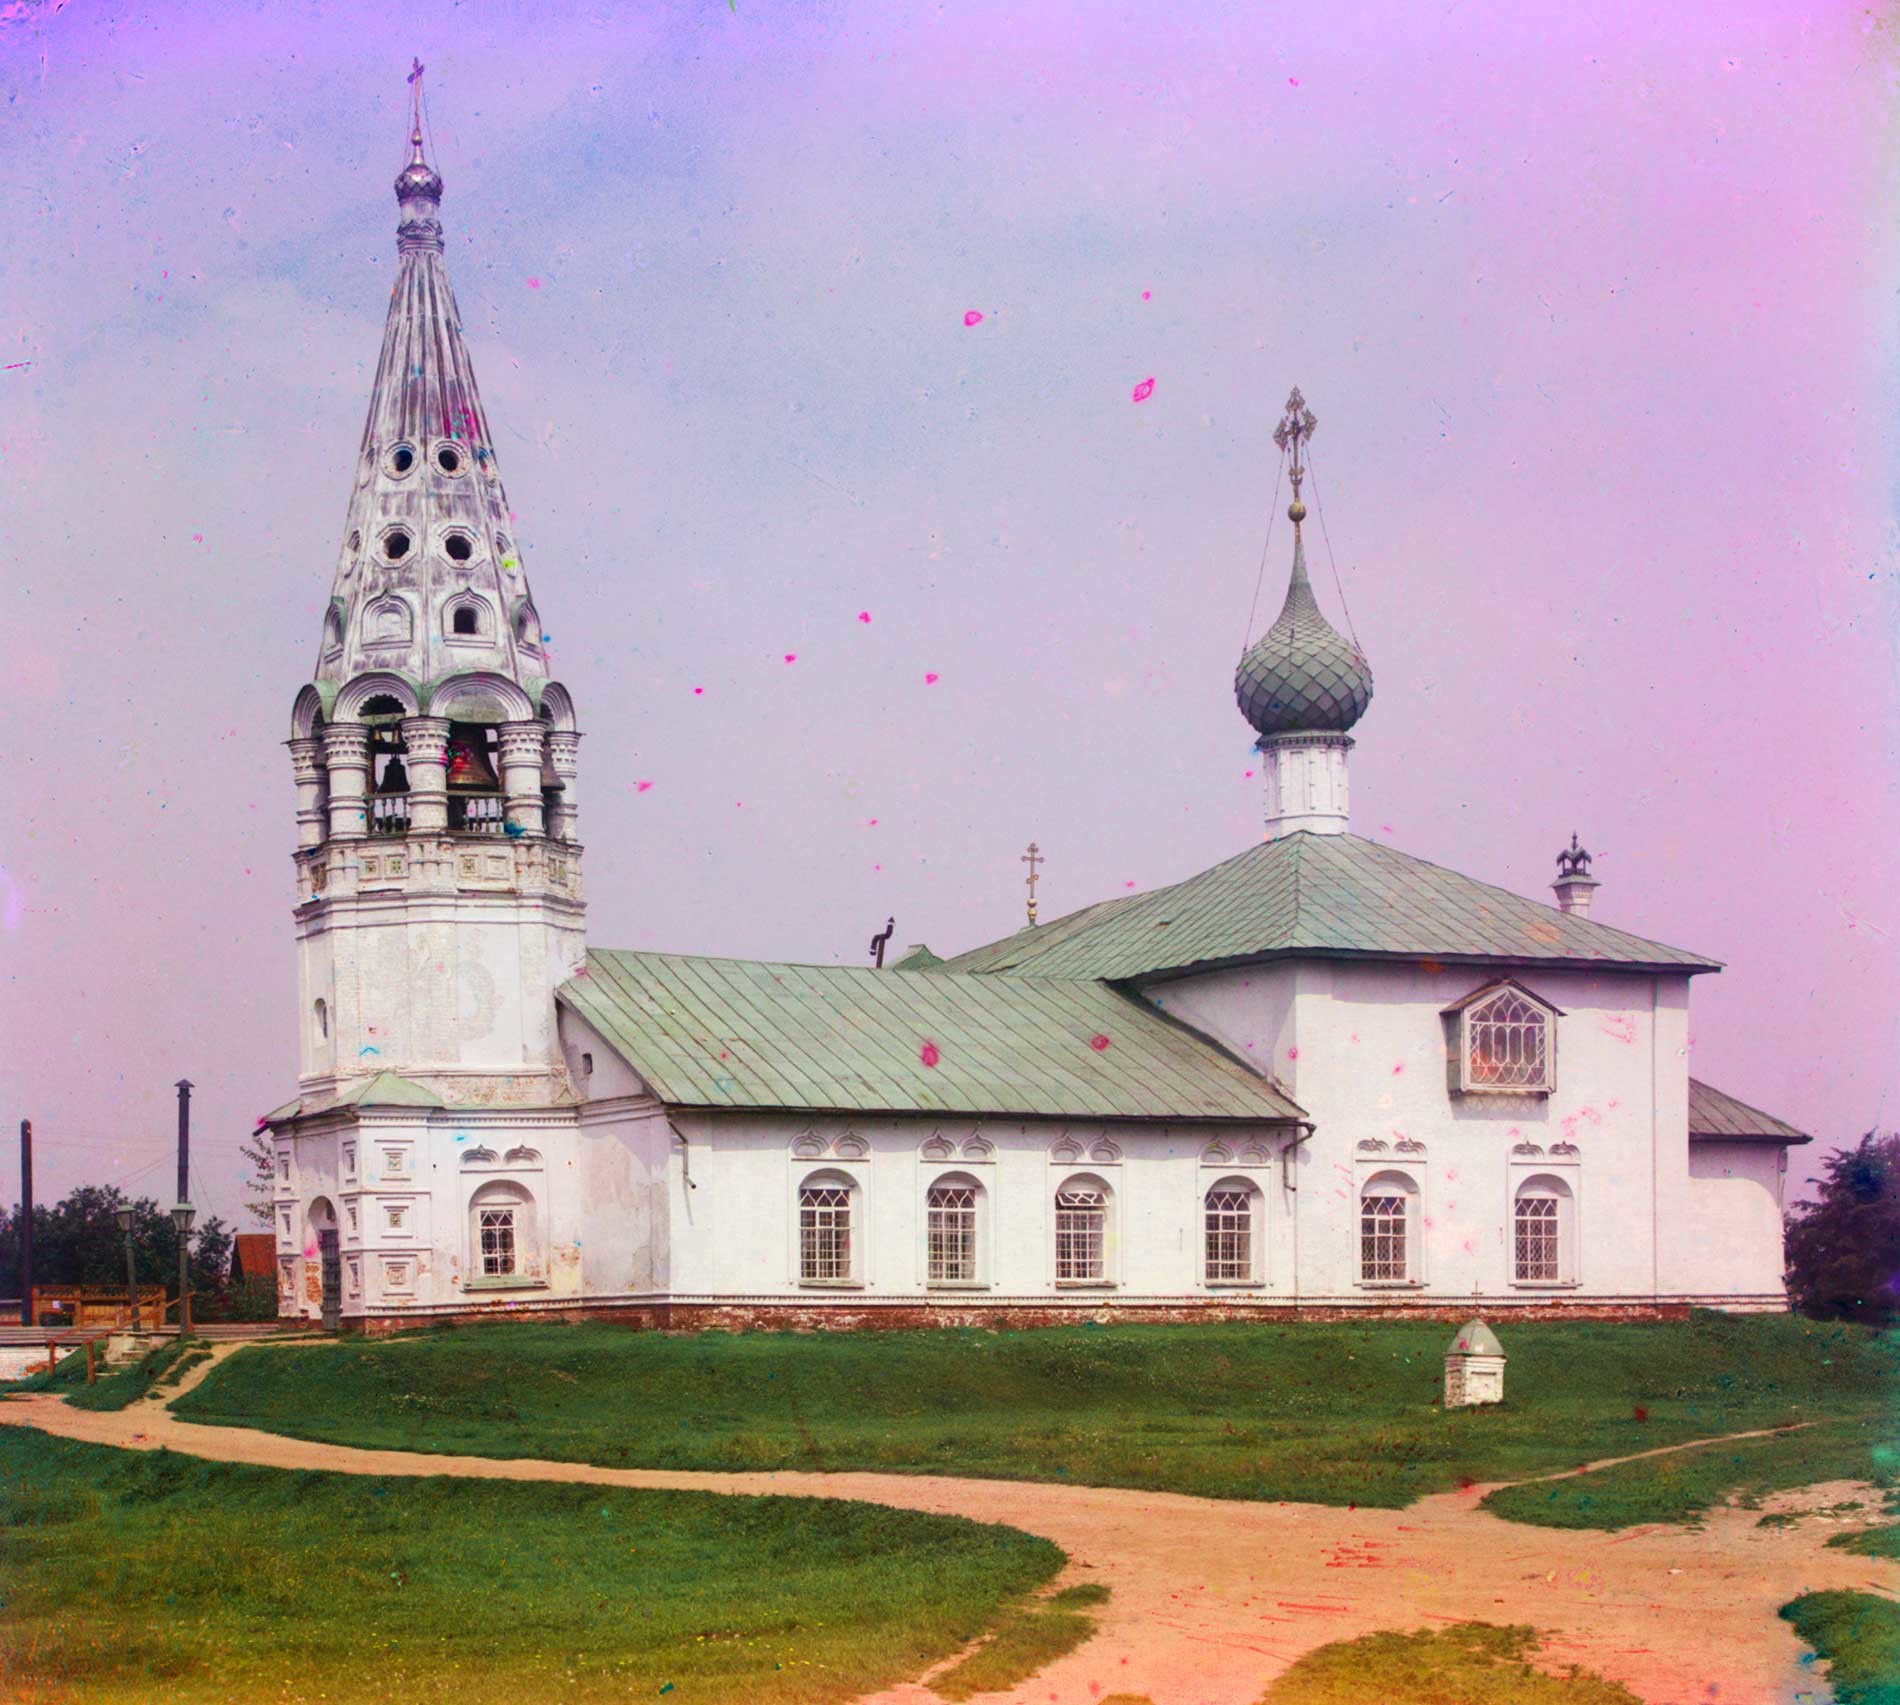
[1552,832,1600,917]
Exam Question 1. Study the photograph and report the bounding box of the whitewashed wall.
[1148,959,1756,1301]
[659,1112,1297,1299]
[1677,1141,1789,1304]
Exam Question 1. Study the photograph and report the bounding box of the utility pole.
[18,1119,31,1328]
[175,1081,194,1335]
[175,1080,192,1207]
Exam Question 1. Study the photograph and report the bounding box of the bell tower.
[284,89,585,1107]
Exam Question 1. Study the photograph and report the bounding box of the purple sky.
[3,1,1895,1232]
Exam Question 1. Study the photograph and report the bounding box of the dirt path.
[3,1349,1888,1705]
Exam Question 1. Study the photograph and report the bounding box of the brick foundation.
[344,1295,1707,1335]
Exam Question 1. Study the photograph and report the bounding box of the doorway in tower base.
[309,1197,341,1329]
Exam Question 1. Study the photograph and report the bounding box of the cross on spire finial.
[1021,841,1044,927]
[405,58,429,163]
[1272,387,1318,522]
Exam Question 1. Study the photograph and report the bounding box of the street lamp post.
[114,1206,141,1332]
[171,1203,195,1335]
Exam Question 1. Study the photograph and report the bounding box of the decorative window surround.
[1442,979,1562,1097]
[796,1171,861,1286]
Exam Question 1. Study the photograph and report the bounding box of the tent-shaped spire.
[315,93,549,696]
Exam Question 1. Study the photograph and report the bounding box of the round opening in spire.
[443,531,475,563]
[386,443,417,478]
[435,443,465,477]
[382,528,413,564]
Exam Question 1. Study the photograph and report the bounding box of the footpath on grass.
[4,1343,1894,1705]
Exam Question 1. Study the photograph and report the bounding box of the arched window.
[453,605,479,636]
[1447,982,1558,1094]
[313,998,328,1041]
[926,1174,982,1285]
[1359,1172,1418,1285]
[1514,1175,1573,1284]
[1054,1175,1111,1284]
[1204,1178,1261,1284]
[798,1171,857,1283]
[468,1180,539,1285]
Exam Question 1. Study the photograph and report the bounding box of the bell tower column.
[403,716,451,833]
[547,731,581,841]
[322,725,372,841]
[498,721,548,836]
[289,738,329,848]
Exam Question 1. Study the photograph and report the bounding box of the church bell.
[445,724,501,791]
[376,753,411,794]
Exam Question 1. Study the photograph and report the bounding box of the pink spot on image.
[692,687,704,695]
[1391,1062,1405,1074]
[867,818,878,826]
[963,310,984,327]
[783,653,797,663]
[1288,76,1301,86]
[924,672,939,684]
[1131,376,1155,403]
[1089,1033,1111,1052]
[1124,880,1137,888]
[1141,290,1151,301]
[527,277,542,290]
[192,533,203,544]
[858,610,872,623]
[919,1040,941,1068]
[635,781,653,793]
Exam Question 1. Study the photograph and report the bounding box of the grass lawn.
[1779,1592,1900,1705]
[1483,1409,1897,1530]
[0,1425,1060,1705]
[1257,1623,1641,1702]
[174,1312,1892,1516]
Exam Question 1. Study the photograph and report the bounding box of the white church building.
[264,114,1808,1330]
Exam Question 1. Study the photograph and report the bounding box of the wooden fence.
[31,1286,169,1328]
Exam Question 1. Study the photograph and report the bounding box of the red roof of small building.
[232,1233,277,1282]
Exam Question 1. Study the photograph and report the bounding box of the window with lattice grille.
[479,1207,516,1277]
[1512,1193,1558,1284]
[927,1183,978,1283]
[1204,1187,1254,1282]
[1462,987,1553,1091]
[1360,1191,1410,1283]
[1055,1186,1107,1282]
[799,1184,853,1282]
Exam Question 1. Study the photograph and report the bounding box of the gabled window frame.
[1441,978,1562,1097]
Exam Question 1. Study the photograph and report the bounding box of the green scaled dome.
[1234,528,1373,737]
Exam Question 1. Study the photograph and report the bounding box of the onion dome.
[1235,388,1373,738]
[394,128,443,203]
[1235,515,1373,736]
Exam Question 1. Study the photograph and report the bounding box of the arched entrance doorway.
[308,1197,340,1329]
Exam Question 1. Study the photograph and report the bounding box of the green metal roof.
[890,944,946,970]
[940,832,1722,983]
[1688,1078,1810,1145]
[559,949,1306,1124]
[262,1072,446,1125]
